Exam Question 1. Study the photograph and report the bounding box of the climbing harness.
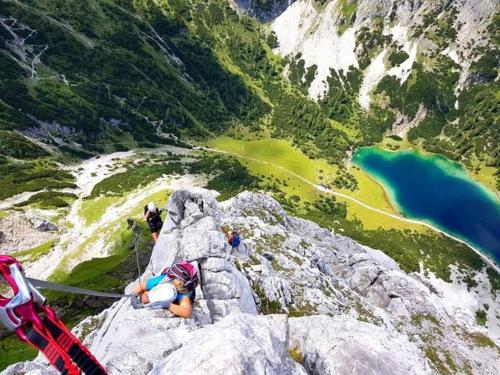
[0,255,108,374]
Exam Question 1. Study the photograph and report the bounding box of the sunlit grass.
[330,119,359,140]
[80,196,122,225]
[207,136,427,231]
[11,240,58,264]
[52,189,171,279]
[342,166,397,213]
[208,137,337,183]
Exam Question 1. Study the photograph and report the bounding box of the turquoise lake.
[353,147,500,263]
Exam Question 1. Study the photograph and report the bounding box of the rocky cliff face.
[264,0,496,100]
[3,188,499,374]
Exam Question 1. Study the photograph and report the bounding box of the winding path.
[200,146,500,272]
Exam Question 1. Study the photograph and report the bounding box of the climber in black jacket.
[144,202,163,242]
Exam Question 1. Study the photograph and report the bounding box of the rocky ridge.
[3,188,499,374]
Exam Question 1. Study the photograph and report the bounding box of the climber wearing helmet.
[143,201,163,242]
[221,226,241,249]
[131,260,199,319]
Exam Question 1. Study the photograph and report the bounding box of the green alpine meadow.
[0,1,499,374]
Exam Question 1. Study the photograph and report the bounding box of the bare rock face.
[3,189,499,375]
[222,191,500,375]
[149,187,257,319]
[30,217,58,232]
[150,313,305,375]
[289,315,432,375]
[0,214,57,253]
[233,0,296,21]
[1,188,294,375]
[260,0,496,100]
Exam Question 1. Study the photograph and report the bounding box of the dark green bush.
[388,50,409,66]
[0,131,47,159]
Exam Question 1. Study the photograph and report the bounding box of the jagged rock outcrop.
[29,217,58,232]
[3,188,499,375]
[149,187,257,319]
[259,0,496,101]
[289,315,432,374]
[233,0,295,21]
[221,191,500,374]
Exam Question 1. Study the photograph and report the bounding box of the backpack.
[161,260,199,292]
[230,232,241,248]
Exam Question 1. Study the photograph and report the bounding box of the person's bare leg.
[151,232,159,242]
[140,292,150,304]
[133,280,147,296]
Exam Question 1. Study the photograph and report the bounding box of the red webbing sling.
[0,256,107,375]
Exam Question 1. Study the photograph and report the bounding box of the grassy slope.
[11,240,58,263]
[207,136,423,231]
[0,186,171,370]
[52,188,171,281]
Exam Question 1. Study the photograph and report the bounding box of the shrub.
[388,50,409,66]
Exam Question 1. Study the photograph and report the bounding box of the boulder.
[150,313,306,375]
[29,217,58,232]
[289,315,433,375]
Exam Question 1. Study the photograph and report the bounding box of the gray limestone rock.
[151,313,306,375]
[3,189,499,375]
[289,315,433,375]
[32,218,58,232]
[147,188,256,319]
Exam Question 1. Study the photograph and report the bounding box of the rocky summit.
[3,187,498,375]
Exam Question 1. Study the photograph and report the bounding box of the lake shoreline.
[354,146,500,272]
[375,142,499,198]
[357,173,500,272]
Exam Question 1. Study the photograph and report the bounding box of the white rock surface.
[3,189,499,375]
[271,0,358,99]
[0,213,58,253]
[289,315,432,375]
[268,0,496,104]
[223,191,500,374]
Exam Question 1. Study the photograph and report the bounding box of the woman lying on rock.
[131,260,199,319]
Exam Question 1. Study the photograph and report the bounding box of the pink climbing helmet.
[161,260,199,291]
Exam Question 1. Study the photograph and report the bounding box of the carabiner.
[0,255,46,341]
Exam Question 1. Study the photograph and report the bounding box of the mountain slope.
[3,188,498,374]
[0,0,357,207]
[2,0,498,181]
[1,2,499,372]
[247,0,499,186]
[0,0,269,151]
